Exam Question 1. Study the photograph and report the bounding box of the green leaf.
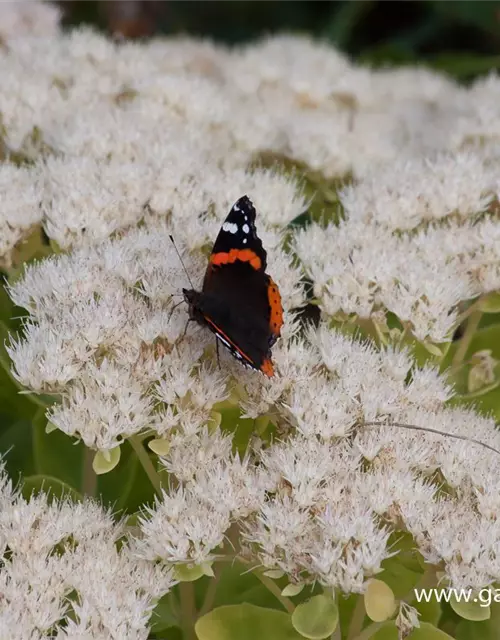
[429,53,500,81]
[442,324,500,419]
[372,622,455,640]
[32,411,85,490]
[148,437,170,456]
[408,622,456,639]
[149,593,178,633]
[291,595,339,639]
[0,280,14,320]
[0,418,35,478]
[22,474,83,502]
[93,447,121,475]
[478,293,500,314]
[174,564,205,583]
[456,600,500,640]
[195,604,303,640]
[379,533,424,599]
[337,593,360,639]
[364,580,397,623]
[422,340,447,358]
[409,595,442,627]
[323,0,373,48]
[372,622,399,640]
[0,322,39,420]
[431,2,500,38]
[397,332,446,369]
[97,439,155,513]
[443,324,500,369]
[449,593,490,621]
[264,569,285,579]
[197,561,280,610]
[220,407,256,457]
[282,583,305,597]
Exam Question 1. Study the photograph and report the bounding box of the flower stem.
[199,565,221,617]
[129,435,162,496]
[451,308,482,369]
[347,595,366,640]
[81,447,97,497]
[179,582,197,640]
[331,589,342,640]
[255,572,295,613]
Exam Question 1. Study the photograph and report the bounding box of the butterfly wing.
[205,194,267,275]
[200,195,283,375]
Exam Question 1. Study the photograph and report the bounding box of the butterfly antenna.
[363,421,500,457]
[169,235,195,289]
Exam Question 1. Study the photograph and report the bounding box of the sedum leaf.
[291,594,339,639]
[196,603,303,640]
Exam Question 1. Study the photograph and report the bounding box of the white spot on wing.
[222,222,238,234]
[243,238,247,244]
[242,224,250,234]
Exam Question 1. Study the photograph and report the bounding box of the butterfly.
[183,195,283,376]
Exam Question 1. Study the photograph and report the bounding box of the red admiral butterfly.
[183,195,283,377]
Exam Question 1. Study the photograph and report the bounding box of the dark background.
[59,0,500,80]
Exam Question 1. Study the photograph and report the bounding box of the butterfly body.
[183,195,283,376]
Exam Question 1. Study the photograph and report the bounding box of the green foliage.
[444,323,500,420]
[21,474,83,502]
[364,580,397,623]
[450,596,490,622]
[32,411,85,489]
[92,446,121,475]
[175,565,206,583]
[372,621,455,639]
[149,594,178,634]
[379,533,425,599]
[291,595,339,639]
[195,604,303,640]
[98,440,155,513]
[408,622,456,639]
[456,602,500,639]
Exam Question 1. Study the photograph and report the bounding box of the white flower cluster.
[239,326,500,592]
[4,27,500,596]
[8,208,302,450]
[0,463,175,639]
[131,324,500,592]
[295,147,500,342]
[1,28,499,339]
[0,1,60,43]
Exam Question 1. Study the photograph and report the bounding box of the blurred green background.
[60,0,500,80]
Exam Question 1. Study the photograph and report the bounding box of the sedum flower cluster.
[0,0,60,43]
[0,463,175,639]
[3,6,500,637]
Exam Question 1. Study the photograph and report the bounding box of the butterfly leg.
[167,298,185,323]
[216,337,221,370]
[180,317,194,341]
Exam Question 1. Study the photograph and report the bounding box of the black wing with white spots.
[210,195,267,270]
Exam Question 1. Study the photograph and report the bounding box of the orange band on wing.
[267,277,283,338]
[261,358,274,377]
[210,249,262,271]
